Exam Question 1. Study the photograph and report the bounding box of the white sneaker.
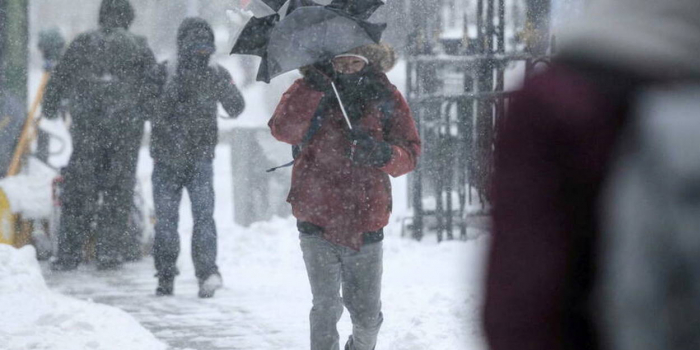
[198,272,223,298]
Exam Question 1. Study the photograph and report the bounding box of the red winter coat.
[269,76,421,249]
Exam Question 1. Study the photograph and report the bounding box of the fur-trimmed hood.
[299,42,397,76]
[347,43,397,73]
[558,0,700,79]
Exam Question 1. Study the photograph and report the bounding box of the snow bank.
[0,158,56,219]
[0,245,166,350]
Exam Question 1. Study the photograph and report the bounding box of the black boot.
[156,275,175,296]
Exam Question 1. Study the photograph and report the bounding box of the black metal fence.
[404,53,549,241]
[401,0,553,242]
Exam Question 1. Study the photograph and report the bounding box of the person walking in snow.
[42,0,159,271]
[150,17,245,298]
[269,43,421,350]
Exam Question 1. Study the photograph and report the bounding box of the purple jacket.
[484,63,640,350]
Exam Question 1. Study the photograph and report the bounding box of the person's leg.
[116,125,145,262]
[300,233,345,350]
[186,160,219,281]
[340,241,384,350]
[52,144,99,270]
[95,132,140,268]
[152,162,183,279]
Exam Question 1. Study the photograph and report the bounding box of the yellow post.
[0,188,15,245]
[2,70,52,246]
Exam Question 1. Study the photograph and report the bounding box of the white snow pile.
[0,158,56,219]
[0,244,166,350]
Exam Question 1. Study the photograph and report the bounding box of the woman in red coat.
[269,43,420,350]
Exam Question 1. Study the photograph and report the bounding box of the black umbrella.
[258,5,385,82]
[230,0,386,83]
[230,13,279,57]
[327,0,385,20]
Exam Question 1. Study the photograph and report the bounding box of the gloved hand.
[303,66,334,94]
[147,61,168,90]
[349,129,393,168]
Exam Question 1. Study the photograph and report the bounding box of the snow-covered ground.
[0,244,167,350]
[41,219,488,350]
[32,144,490,350]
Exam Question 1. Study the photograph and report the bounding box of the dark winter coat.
[150,18,245,165]
[269,74,421,250]
[42,0,157,131]
[484,62,644,350]
[150,64,244,164]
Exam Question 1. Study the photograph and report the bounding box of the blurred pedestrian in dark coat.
[483,1,700,350]
[150,17,245,298]
[43,0,159,271]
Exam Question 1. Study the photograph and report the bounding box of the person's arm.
[136,37,163,120]
[378,89,421,177]
[483,83,570,350]
[215,66,245,118]
[42,34,89,119]
[268,79,325,145]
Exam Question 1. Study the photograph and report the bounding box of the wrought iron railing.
[405,54,548,241]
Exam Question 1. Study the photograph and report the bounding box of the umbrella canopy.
[327,0,385,20]
[230,1,386,83]
[230,13,279,56]
[258,6,386,82]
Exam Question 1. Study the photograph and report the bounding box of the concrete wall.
[223,128,292,227]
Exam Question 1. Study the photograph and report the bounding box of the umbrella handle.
[331,81,353,130]
[330,81,358,160]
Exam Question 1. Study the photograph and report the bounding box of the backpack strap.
[266,97,330,173]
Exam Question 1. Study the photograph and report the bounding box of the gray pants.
[300,233,383,350]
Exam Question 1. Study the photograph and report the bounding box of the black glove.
[147,61,168,90]
[350,129,393,168]
[303,66,334,94]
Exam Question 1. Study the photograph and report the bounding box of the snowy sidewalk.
[41,217,488,350]
[43,258,267,350]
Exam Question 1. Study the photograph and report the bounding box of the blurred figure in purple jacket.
[483,1,700,350]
